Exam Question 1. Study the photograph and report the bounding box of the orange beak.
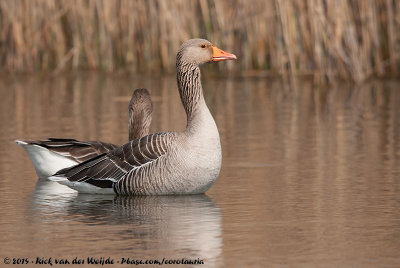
[212,46,237,61]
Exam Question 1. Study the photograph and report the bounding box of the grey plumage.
[129,88,153,141]
[52,39,236,195]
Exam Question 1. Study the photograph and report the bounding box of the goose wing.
[52,133,175,191]
[28,138,119,163]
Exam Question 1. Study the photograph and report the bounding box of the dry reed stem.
[0,0,398,83]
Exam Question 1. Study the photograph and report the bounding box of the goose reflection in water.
[30,180,223,266]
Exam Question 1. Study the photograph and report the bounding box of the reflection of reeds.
[1,0,398,82]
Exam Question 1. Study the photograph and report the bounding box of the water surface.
[1,72,400,267]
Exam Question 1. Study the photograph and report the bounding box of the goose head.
[129,88,153,115]
[177,39,236,66]
[128,88,153,140]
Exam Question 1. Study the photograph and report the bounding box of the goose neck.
[176,63,205,122]
[128,111,149,140]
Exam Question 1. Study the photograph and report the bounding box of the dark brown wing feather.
[53,133,174,189]
[29,138,119,162]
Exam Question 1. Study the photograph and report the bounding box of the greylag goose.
[16,88,153,178]
[50,39,236,195]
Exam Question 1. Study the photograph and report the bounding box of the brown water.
[1,72,400,268]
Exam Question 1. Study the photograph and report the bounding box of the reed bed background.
[0,0,399,82]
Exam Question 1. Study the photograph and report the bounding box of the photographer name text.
[3,257,204,266]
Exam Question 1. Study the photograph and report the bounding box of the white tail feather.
[16,141,78,178]
[15,140,28,146]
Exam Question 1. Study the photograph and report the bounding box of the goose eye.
[200,44,207,49]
